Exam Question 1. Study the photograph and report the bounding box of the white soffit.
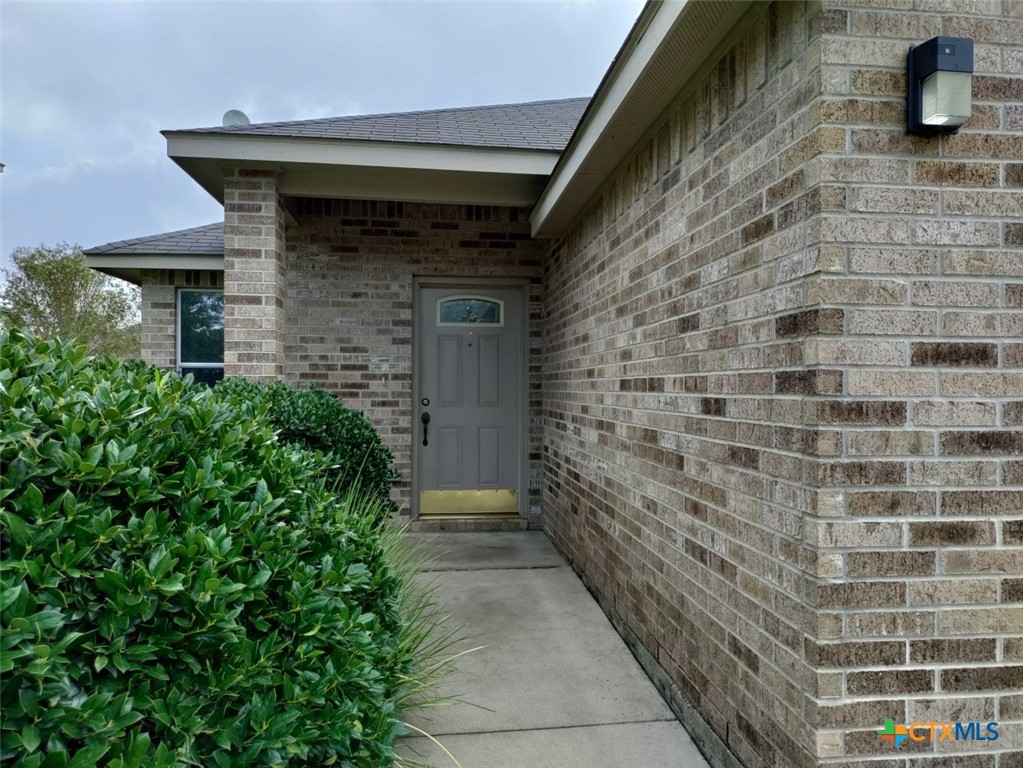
[531,0,752,237]
[86,255,224,284]
[164,134,560,207]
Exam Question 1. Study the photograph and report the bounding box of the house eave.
[163,133,561,207]
[86,254,224,285]
[530,0,754,238]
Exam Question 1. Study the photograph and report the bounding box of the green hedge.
[0,329,413,767]
[216,379,397,518]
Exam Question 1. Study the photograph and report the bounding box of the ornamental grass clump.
[0,328,449,767]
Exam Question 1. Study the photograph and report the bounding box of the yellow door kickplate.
[419,488,519,517]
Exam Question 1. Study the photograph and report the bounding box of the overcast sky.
[1,0,643,268]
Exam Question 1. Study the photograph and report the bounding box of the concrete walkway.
[397,532,710,768]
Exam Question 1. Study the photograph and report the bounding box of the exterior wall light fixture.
[907,36,974,136]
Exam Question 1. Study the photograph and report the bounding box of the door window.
[437,295,504,326]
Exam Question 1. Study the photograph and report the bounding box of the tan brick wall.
[807,1,1023,764]
[542,1,1021,767]
[223,169,286,380]
[139,269,222,369]
[283,199,545,521]
[543,4,832,765]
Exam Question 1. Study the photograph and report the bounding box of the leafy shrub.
[216,379,397,517]
[0,329,416,767]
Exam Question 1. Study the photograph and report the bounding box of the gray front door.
[416,285,524,517]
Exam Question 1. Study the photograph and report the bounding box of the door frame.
[411,276,531,519]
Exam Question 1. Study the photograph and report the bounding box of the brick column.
[223,169,285,380]
[139,273,176,368]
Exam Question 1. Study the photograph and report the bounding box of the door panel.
[418,285,523,517]
[437,428,462,486]
[478,336,502,407]
[478,427,501,486]
[437,336,463,406]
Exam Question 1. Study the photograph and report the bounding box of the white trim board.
[531,0,752,237]
[166,135,558,207]
[165,134,560,176]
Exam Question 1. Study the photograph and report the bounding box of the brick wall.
[808,0,1022,764]
[543,4,834,764]
[223,169,286,380]
[283,199,545,520]
[542,1,1020,767]
[139,269,223,369]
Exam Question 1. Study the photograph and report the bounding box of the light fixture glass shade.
[921,70,972,126]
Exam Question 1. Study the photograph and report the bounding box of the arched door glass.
[437,295,504,326]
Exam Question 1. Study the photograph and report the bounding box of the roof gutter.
[530,0,752,237]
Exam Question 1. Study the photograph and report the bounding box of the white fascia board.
[86,255,224,271]
[530,1,686,236]
[165,134,559,177]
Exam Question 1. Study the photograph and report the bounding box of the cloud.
[1,0,643,264]
[3,100,67,136]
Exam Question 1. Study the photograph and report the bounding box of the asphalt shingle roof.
[174,97,590,152]
[84,222,224,256]
[88,98,591,256]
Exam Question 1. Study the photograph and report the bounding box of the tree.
[0,243,141,358]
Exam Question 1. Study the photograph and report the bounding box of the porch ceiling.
[164,134,559,207]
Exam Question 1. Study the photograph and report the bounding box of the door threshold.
[418,512,521,520]
[408,516,528,533]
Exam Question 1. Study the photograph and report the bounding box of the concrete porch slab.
[400,532,709,767]
[413,531,566,571]
[399,720,709,768]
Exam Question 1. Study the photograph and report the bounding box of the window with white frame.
[177,289,224,386]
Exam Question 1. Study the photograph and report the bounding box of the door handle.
[421,412,431,446]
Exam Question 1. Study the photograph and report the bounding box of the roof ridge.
[176,96,590,133]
